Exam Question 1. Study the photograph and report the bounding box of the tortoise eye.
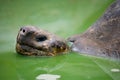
[36,35,47,42]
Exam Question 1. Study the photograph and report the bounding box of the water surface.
[0,0,120,80]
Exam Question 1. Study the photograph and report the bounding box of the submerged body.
[16,26,69,56]
[68,0,120,58]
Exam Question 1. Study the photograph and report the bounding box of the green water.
[0,0,120,80]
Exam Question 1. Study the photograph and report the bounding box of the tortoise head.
[16,26,69,56]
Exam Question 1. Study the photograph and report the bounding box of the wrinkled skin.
[16,26,69,56]
[16,0,120,58]
[68,0,120,58]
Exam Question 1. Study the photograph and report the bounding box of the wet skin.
[16,26,69,56]
[16,0,120,58]
[68,0,120,58]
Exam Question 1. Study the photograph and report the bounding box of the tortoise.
[16,0,120,58]
[16,26,69,56]
[68,0,120,58]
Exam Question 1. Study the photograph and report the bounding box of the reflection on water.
[15,53,67,80]
[111,68,120,73]
[36,74,61,80]
[91,57,120,80]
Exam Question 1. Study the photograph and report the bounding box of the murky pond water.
[0,0,120,80]
[0,52,120,80]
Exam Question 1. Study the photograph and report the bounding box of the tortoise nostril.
[68,38,75,43]
[67,38,74,42]
[22,29,25,33]
[20,28,26,33]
